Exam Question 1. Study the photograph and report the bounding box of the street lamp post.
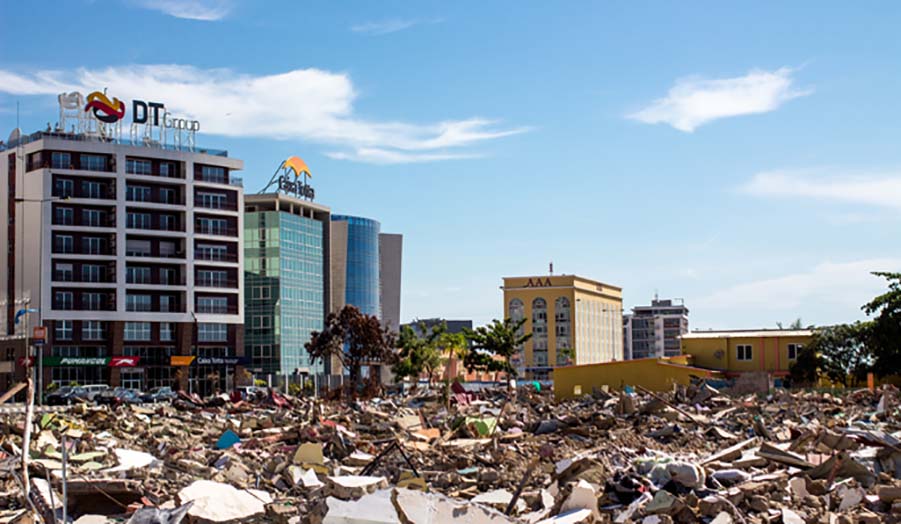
[15,196,66,405]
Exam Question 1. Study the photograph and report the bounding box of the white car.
[81,384,110,401]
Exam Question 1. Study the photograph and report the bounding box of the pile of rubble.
[2,383,901,523]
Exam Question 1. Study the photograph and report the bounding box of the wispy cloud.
[696,258,901,312]
[351,18,442,35]
[325,148,479,165]
[0,65,526,164]
[628,67,810,132]
[132,0,233,21]
[741,169,901,209]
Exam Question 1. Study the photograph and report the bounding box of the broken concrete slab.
[177,480,272,523]
[326,475,389,499]
[391,487,518,524]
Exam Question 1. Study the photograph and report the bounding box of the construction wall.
[552,358,722,400]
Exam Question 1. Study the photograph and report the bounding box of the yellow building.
[552,356,724,399]
[680,329,813,377]
[502,275,623,380]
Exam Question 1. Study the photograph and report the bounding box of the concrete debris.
[177,480,272,523]
[3,382,901,523]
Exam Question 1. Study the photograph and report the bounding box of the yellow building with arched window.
[502,275,623,380]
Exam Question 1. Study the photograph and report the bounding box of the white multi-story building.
[623,298,689,360]
[1,128,244,394]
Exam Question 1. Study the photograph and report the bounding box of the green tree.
[863,272,901,376]
[463,318,532,379]
[392,322,443,387]
[790,323,874,387]
[305,305,398,396]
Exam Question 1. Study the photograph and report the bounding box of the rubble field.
[3,383,901,524]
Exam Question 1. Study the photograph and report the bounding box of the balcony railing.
[195,278,238,288]
[3,130,228,157]
[194,198,238,211]
[194,251,238,263]
[195,225,237,237]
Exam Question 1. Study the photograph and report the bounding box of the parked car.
[141,387,177,403]
[96,387,143,406]
[81,384,110,401]
[45,386,89,406]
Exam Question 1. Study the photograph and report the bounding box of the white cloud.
[351,18,442,35]
[133,0,233,21]
[325,148,478,165]
[741,169,901,209]
[628,67,810,132]
[0,65,526,164]
[695,258,901,312]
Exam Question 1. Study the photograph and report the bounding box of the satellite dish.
[7,128,22,144]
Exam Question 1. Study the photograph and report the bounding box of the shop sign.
[109,357,141,368]
[170,356,196,366]
[524,278,553,288]
[43,357,109,367]
[195,357,249,366]
[32,326,47,346]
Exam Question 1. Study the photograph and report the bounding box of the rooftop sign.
[57,89,201,151]
[259,156,315,201]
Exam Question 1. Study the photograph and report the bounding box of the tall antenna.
[549,261,554,275]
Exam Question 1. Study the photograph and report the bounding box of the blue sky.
[2,1,900,329]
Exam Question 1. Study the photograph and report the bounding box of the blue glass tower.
[331,215,380,317]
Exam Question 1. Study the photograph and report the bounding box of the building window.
[124,322,151,341]
[160,268,177,285]
[198,192,226,209]
[54,178,74,198]
[251,286,271,300]
[83,321,104,341]
[555,297,572,365]
[198,323,227,342]
[788,343,803,361]
[81,268,103,286]
[55,234,74,254]
[532,297,548,355]
[197,296,228,314]
[55,320,73,341]
[160,323,175,341]
[159,162,175,177]
[159,295,174,312]
[126,185,151,202]
[197,244,227,261]
[126,159,152,175]
[159,214,177,231]
[736,344,753,361]
[82,236,105,255]
[127,212,152,229]
[126,294,152,312]
[125,239,151,257]
[82,209,103,227]
[127,266,151,284]
[55,291,73,310]
[201,165,226,183]
[83,292,103,311]
[80,154,107,171]
[198,270,228,287]
[253,315,272,330]
[197,217,228,235]
[81,181,102,199]
[160,188,176,204]
[159,241,177,257]
[51,152,72,169]
[55,207,74,225]
[54,263,73,282]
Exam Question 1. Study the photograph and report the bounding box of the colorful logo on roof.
[284,156,312,179]
[260,156,315,201]
[84,91,126,123]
